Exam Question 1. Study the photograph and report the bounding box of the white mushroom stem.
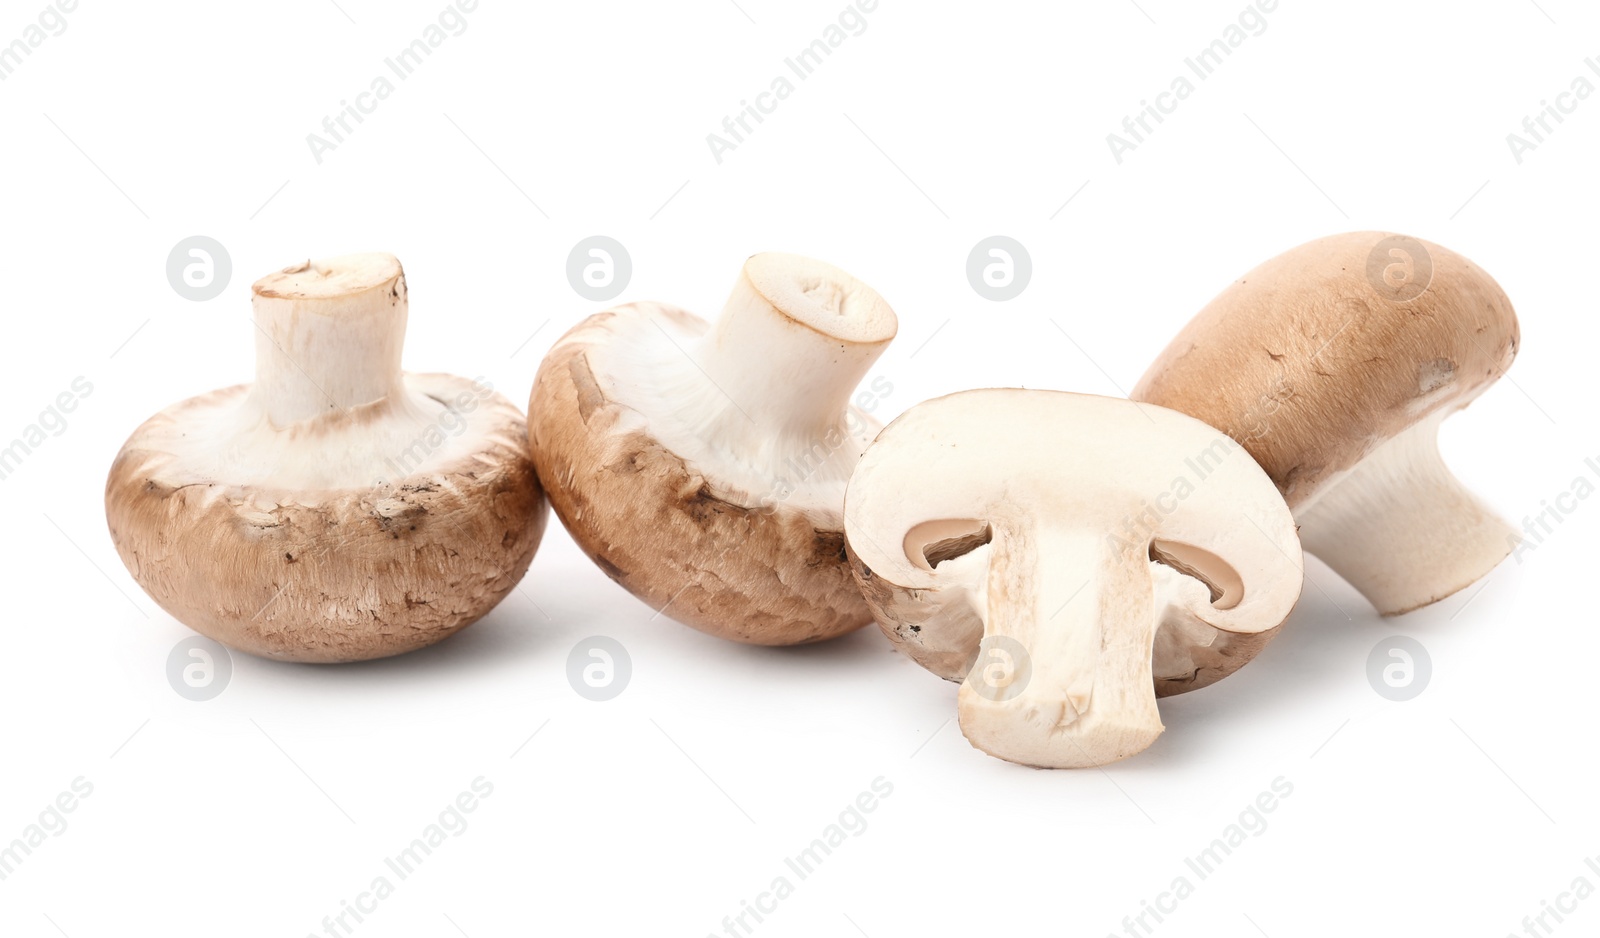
[695,254,895,441]
[1294,412,1519,615]
[249,254,408,427]
[958,526,1163,770]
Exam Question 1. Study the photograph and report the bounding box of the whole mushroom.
[1133,231,1520,615]
[529,253,896,645]
[844,389,1304,768]
[106,253,546,662]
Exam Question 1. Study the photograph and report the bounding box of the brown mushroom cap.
[105,254,547,662]
[1133,232,1520,614]
[528,254,897,645]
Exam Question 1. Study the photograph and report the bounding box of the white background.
[0,1,1594,936]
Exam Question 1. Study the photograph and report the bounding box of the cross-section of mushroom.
[1133,232,1520,615]
[105,253,547,663]
[528,253,896,645]
[844,390,1303,768]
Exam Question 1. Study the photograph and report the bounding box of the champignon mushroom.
[844,389,1303,768]
[528,253,896,645]
[1132,231,1520,615]
[105,253,546,662]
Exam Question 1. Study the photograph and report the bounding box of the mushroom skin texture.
[1132,231,1520,615]
[105,254,546,663]
[528,253,897,645]
[844,389,1304,769]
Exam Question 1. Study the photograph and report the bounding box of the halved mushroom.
[1133,232,1520,615]
[528,253,896,645]
[105,253,546,662]
[844,389,1303,768]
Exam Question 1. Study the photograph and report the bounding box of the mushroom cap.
[845,389,1304,766]
[105,253,546,663]
[1132,231,1519,508]
[106,375,545,663]
[528,300,881,645]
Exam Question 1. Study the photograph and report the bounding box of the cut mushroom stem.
[961,527,1164,769]
[251,254,408,426]
[690,254,896,476]
[1295,413,1518,614]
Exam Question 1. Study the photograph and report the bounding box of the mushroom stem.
[958,526,1163,769]
[696,254,894,438]
[249,254,409,427]
[1294,413,1518,615]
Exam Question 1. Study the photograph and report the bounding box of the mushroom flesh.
[844,389,1304,768]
